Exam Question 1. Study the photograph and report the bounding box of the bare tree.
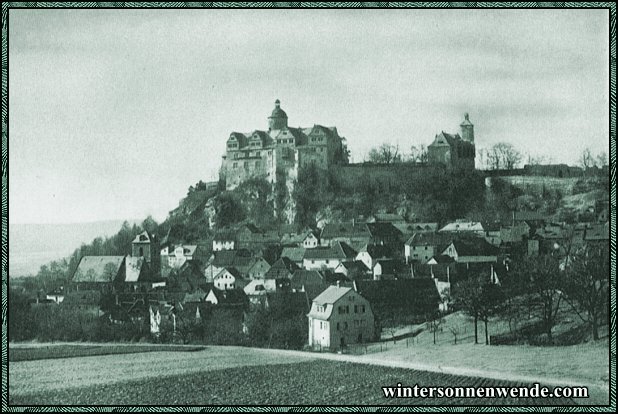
[595,151,608,168]
[368,143,402,164]
[486,142,523,170]
[517,254,563,343]
[563,246,609,340]
[579,147,594,170]
[408,144,428,163]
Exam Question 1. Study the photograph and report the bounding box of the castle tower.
[460,113,474,143]
[268,99,288,131]
[132,231,160,276]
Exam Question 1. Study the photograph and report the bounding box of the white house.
[303,241,357,271]
[355,244,392,271]
[307,284,375,350]
[213,267,241,290]
[302,232,320,249]
[441,238,499,264]
[439,220,485,236]
[212,231,236,251]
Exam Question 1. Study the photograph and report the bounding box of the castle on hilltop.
[427,113,476,170]
[220,100,349,190]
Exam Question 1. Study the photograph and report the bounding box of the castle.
[427,113,476,170]
[220,100,349,190]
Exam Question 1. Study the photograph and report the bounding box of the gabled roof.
[133,231,154,243]
[281,247,306,262]
[429,132,462,148]
[337,260,370,272]
[354,279,441,309]
[374,259,408,275]
[370,213,406,223]
[439,221,484,233]
[291,270,325,290]
[72,256,125,283]
[405,232,452,247]
[206,287,248,306]
[366,222,403,239]
[447,238,500,257]
[213,230,236,242]
[215,267,242,279]
[265,257,299,279]
[358,244,393,258]
[124,256,146,283]
[395,222,439,235]
[320,222,370,240]
[313,285,352,305]
[304,241,357,260]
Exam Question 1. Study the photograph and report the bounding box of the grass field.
[8,344,604,406]
[9,343,206,362]
[10,360,582,406]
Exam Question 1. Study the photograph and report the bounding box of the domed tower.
[268,99,288,131]
[460,113,474,143]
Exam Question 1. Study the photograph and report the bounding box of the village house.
[290,269,329,301]
[213,267,242,290]
[161,244,206,268]
[394,222,439,239]
[204,287,249,308]
[243,278,290,307]
[307,284,375,349]
[355,244,394,271]
[441,237,500,265]
[236,224,281,252]
[372,259,409,280]
[264,257,300,279]
[404,232,452,264]
[303,241,357,271]
[72,256,126,293]
[246,257,272,280]
[204,249,253,281]
[366,213,406,226]
[280,246,306,267]
[334,260,370,278]
[212,230,236,251]
[165,260,208,293]
[483,222,502,247]
[500,222,531,245]
[512,211,546,229]
[438,220,485,236]
[353,279,442,326]
[319,221,371,248]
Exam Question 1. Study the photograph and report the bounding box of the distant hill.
[8,220,138,277]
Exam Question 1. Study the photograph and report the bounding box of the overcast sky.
[8,8,609,224]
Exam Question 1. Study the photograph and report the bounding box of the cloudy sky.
[8,8,609,224]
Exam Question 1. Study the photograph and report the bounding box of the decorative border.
[0,2,615,412]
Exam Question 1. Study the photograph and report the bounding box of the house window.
[233,162,238,168]
[354,305,358,313]
[337,322,340,331]
[362,305,365,313]
[344,322,348,330]
[244,162,248,167]
[255,161,259,167]
[326,259,329,264]
[338,306,343,314]
[256,151,261,156]
[346,305,350,313]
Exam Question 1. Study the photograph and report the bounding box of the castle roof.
[269,99,287,119]
[460,113,473,127]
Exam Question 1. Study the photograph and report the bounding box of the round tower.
[268,99,288,131]
[460,113,474,143]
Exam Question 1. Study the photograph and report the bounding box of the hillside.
[9,220,138,277]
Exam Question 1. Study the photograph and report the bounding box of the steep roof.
[124,256,146,283]
[313,285,352,305]
[72,256,125,283]
[320,222,370,240]
[366,222,403,239]
[439,221,484,233]
[354,279,441,310]
[207,287,249,306]
[337,260,370,272]
[395,222,439,235]
[448,238,500,257]
[265,257,300,279]
[281,247,306,262]
[304,241,357,260]
[405,232,452,247]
